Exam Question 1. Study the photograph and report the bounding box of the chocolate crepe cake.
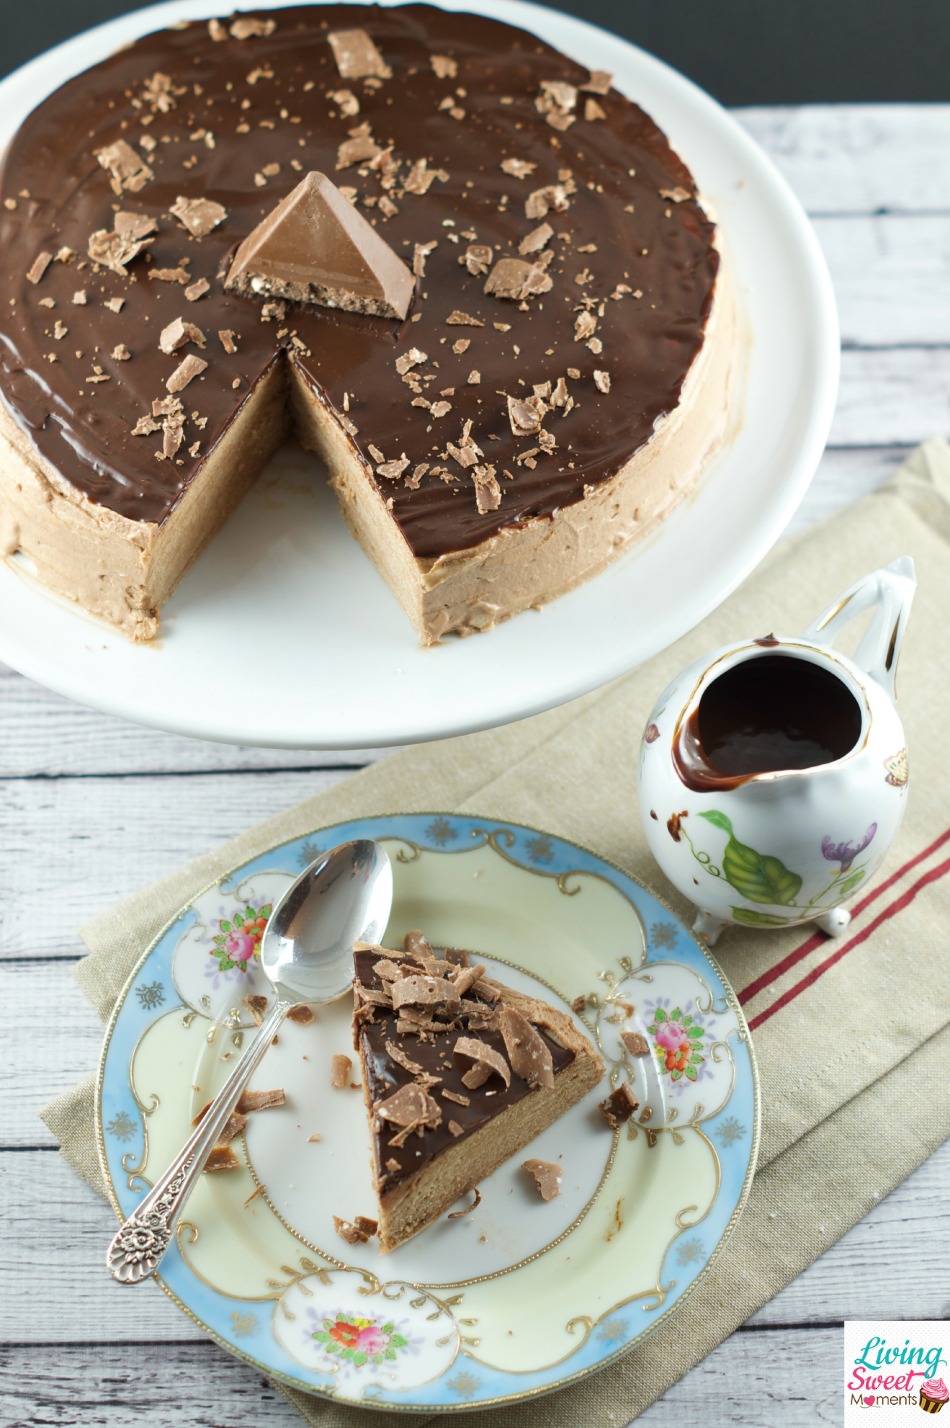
[0,5,733,642]
[352,937,604,1251]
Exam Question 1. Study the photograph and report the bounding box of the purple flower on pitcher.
[821,823,877,872]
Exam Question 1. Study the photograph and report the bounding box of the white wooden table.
[2,104,949,1427]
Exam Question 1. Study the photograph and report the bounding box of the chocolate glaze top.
[353,948,575,1192]
[0,4,718,557]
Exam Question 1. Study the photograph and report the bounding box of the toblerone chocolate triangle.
[225,170,415,320]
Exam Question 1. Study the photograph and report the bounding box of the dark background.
[1,0,949,103]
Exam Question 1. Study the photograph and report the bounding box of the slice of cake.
[352,935,604,1252]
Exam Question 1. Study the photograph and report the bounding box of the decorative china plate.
[97,814,760,1411]
[0,0,838,748]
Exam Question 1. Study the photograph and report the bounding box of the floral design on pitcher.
[821,822,877,872]
[679,810,882,923]
[309,1310,411,1369]
[209,902,272,975]
[884,748,909,787]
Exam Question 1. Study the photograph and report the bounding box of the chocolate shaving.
[330,88,360,116]
[25,251,52,286]
[391,973,461,1013]
[114,212,158,241]
[525,179,575,220]
[484,256,552,301]
[460,243,493,276]
[376,1082,441,1140]
[395,346,427,374]
[148,266,190,284]
[95,139,153,195]
[507,392,548,436]
[218,329,238,353]
[581,69,613,94]
[518,222,554,256]
[333,1214,376,1245]
[500,157,537,180]
[599,1081,639,1129]
[454,1036,511,1090]
[447,1185,482,1217]
[593,369,611,393]
[621,1030,650,1057]
[288,1004,315,1025]
[446,310,485,326]
[330,1053,353,1088]
[498,1006,555,1088]
[215,1110,248,1146]
[204,1146,240,1172]
[328,28,392,81]
[472,463,501,514]
[574,310,597,342]
[452,963,485,997]
[441,1088,471,1106]
[659,186,691,203]
[376,455,410,480]
[383,1039,428,1078]
[243,992,268,1024]
[448,1119,464,1138]
[87,228,153,275]
[159,317,207,354]
[236,1088,285,1114]
[166,353,207,393]
[170,195,228,237]
[412,239,437,276]
[230,17,277,39]
[522,1158,562,1200]
[404,158,447,195]
[430,54,458,79]
[184,278,210,302]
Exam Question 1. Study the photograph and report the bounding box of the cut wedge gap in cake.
[351,933,604,1253]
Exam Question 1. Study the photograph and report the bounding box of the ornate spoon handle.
[106,998,289,1284]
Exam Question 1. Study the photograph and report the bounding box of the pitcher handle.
[804,557,916,699]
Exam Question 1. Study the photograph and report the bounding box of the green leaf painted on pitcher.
[836,868,865,898]
[731,907,791,927]
[697,808,803,905]
[722,836,803,905]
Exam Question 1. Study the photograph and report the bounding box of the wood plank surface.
[0,771,348,959]
[737,105,950,213]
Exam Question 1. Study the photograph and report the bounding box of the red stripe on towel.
[738,826,950,1007]
[747,852,950,1031]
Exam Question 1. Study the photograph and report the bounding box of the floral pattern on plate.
[273,1273,459,1393]
[169,872,293,1025]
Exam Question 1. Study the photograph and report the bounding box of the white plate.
[0,0,838,748]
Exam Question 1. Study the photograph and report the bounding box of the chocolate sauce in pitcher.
[673,653,863,792]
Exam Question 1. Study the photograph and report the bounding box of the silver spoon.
[106,839,393,1285]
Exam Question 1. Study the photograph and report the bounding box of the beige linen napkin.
[44,440,950,1427]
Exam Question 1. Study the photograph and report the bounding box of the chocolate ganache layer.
[0,4,719,562]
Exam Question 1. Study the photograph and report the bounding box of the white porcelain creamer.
[638,559,915,943]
